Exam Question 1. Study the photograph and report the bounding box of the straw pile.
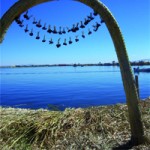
[0,98,150,150]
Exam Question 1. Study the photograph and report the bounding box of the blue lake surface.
[0,66,150,110]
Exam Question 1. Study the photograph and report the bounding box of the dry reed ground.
[0,98,150,150]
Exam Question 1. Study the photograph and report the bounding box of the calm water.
[0,66,150,110]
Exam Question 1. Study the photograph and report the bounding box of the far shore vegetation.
[0,60,150,68]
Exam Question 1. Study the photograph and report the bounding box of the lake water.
[0,66,150,110]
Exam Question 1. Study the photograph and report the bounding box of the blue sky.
[0,0,150,65]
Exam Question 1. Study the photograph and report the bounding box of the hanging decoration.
[15,10,105,48]
[56,38,61,48]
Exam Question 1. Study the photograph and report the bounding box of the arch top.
[0,0,115,43]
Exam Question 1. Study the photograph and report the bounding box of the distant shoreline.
[0,62,150,68]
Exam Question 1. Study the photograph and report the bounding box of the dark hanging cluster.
[15,16,24,27]
[15,10,105,48]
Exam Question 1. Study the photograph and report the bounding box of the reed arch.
[0,0,147,144]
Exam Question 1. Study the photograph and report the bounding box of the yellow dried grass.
[0,98,149,149]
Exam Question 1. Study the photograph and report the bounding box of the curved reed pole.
[0,0,55,43]
[0,0,149,145]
